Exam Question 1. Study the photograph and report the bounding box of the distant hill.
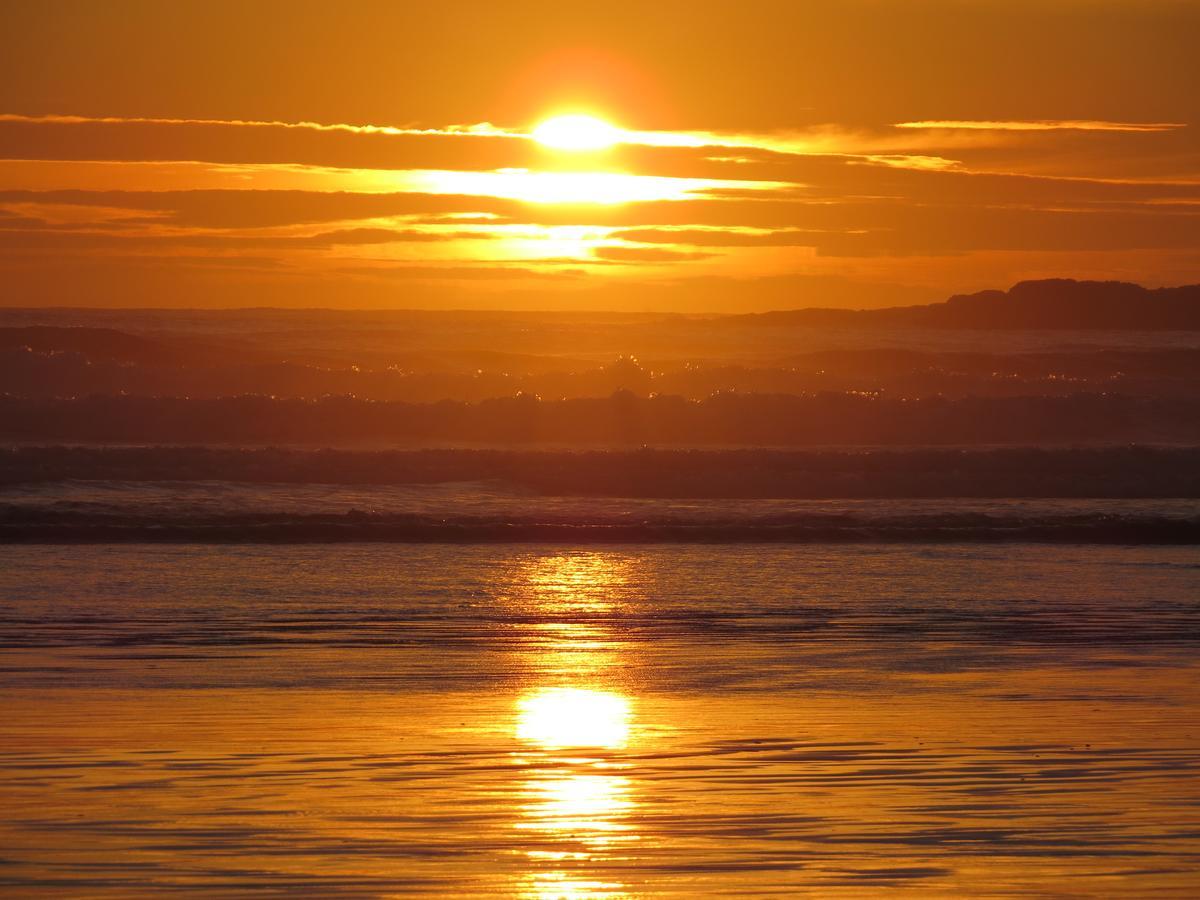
[0,326,175,365]
[0,325,288,368]
[746,280,1200,330]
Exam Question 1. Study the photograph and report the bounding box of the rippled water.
[8,480,1200,522]
[2,545,1198,896]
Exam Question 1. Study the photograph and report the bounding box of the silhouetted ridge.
[940,280,1200,329]
[749,279,1200,330]
[0,326,174,365]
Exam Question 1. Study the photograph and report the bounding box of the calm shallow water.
[1,544,1198,896]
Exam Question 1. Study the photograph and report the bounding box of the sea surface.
[2,543,1198,896]
[3,480,1198,544]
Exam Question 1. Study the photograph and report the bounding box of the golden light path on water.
[510,553,641,900]
[3,545,1200,895]
[517,688,632,749]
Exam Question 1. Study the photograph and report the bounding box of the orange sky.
[1,0,1197,310]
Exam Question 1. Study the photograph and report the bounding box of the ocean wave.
[3,509,1196,544]
[4,445,1200,497]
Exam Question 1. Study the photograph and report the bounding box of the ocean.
[2,305,1198,895]
[1,478,1198,543]
[2,543,1198,896]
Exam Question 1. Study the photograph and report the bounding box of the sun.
[532,114,623,151]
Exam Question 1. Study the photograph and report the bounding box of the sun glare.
[516,688,632,749]
[532,115,623,151]
[414,168,773,205]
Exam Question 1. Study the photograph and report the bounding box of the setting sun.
[532,114,623,151]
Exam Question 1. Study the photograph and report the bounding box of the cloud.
[572,200,1200,256]
[308,227,488,246]
[2,115,1195,222]
[0,113,515,137]
[0,113,978,166]
[0,223,490,251]
[0,102,1196,295]
[0,115,537,174]
[611,228,830,247]
[4,186,1199,259]
[337,264,584,280]
[0,189,521,228]
[592,246,717,263]
[895,120,1187,132]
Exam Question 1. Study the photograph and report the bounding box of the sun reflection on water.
[521,772,633,837]
[520,873,633,900]
[514,690,639,900]
[517,687,632,750]
[509,553,643,900]
[516,553,631,614]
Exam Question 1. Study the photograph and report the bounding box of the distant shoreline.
[4,518,1198,545]
[3,279,1200,328]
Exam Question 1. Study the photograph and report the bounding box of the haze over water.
[2,544,1198,896]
